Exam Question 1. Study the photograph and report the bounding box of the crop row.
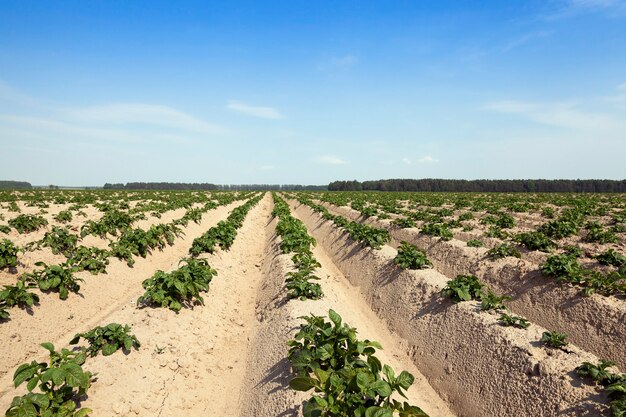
[288,194,626,416]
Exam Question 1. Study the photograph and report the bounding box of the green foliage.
[576,361,626,416]
[54,210,73,223]
[288,310,428,417]
[540,254,583,281]
[278,217,316,254]
[0,305,8,320]
[480,213,515,229]
[513,231,557,252]
[541,207,556,218]
[285,270,323,300]
[480,291,510,311]
[189,195,262,256]
[498,313,530,329]
[576,360,623,386]
[585,221,618,244]
[441,275,511,311]
[9,214,48,234]
[0,238,19,269]
[70,323,140,357]
[420,222,453,241]
[595,249,626,268]
[538,219,579,239]
[0,280,39,309]
[441,275,485,302]
[273,194,324,300]
[66,246,109,275]
[563,245,583,258]
[190,221,237,255]
[541,254,626,296]
[394,242,432,270]
[391,217,417,229]
[540,331,568,349]
[6,343,92,417]
[344,221,391,249]
[23,262,83,300]
[110,224,182,266]
[39,226,79,256]
[484,226,508,239]
[80,210,134,238]
[137,258,217,313]
[466,239,484,248]
[486,244,521,260]
[0,224,11,233]
[458,212,474,221]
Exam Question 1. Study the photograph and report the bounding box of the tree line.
[103,182,327,191]
[328,179,626,193]
[0,181,32,189]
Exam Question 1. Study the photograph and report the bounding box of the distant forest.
[103,182,326,191]
[0,181,32,189]
[328,179,626,193]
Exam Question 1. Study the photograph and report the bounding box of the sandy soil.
[0,192,622,416]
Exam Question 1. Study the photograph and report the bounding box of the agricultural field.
[0,190,625,416]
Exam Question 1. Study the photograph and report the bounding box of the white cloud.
[260,165,275,171]
[401,158,412,165]
[418,156,439,163]
[483,100,618,130]
[503,31,554,52]
[544,0,626,19]
[64,103,229,134]
[226,100,284,119]
[315,155,347,165]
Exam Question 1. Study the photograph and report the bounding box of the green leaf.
[365,406,394,417]
[40,342,55,353]
[383,364,395,383]
[371,380,392,397]
[328,309,342,328]
[289,377,317,392]
[102,343,118,356]
[396,371,415,390]
[74,408,92,417]
[63,363,85,387]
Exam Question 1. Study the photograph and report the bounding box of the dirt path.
[0,200,243,391]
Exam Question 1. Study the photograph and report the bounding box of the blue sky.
[1,0,625,185]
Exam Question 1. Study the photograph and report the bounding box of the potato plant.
[137,258,217,313]
[8,214,48,234]
[486,244,521,260]
[394,242,432,270]
[6,343,92,417]
[540,331,568,349]
[22,262,84,300]
[53,210,73,223]
[66,246,110,274]
[38,226,79,256]
[0,238,19,269]
[0,280,39,309]
[288,310,428,417]
[441,274,485,302]
[70,323,140,357]
[498,313,530,329]
[575,360,626,416]
[273,194,324,300]
[420,222,453,241]
[513,231,556,253]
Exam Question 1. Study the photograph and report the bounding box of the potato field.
[0,190,625,417]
